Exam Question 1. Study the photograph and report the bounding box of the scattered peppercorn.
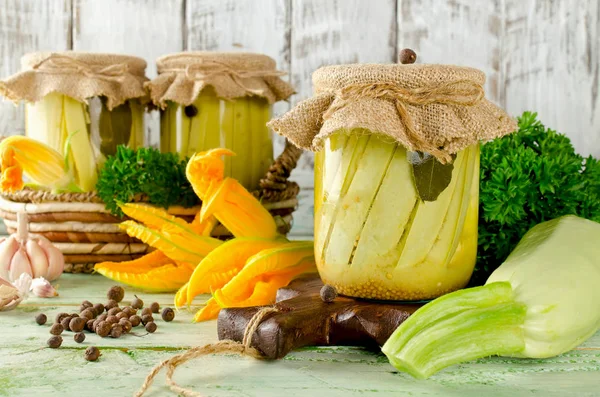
[131,295,144,310]
[69,317,86,333]
[122,307,135,317]
[141,315,154,325]
[35,313,47,325]
[105,299,118,311]
[161,308,175,322]
[85,346,101,361]
[141,307,152,317]
[61,317,72,331]
[110,324,123,338]
[107,286,125,302]
[115,311,128,320]
[320,285,338,303]
[97,313,108,322]
[92,303,104,316]
[47,335,63,349]
[119,319,132,333]
[145,322,157,333]
[80,309,95,321]
[398,48,417,64]
[107,307,121,316]
[129,315,141,327]
[80,300,93,309]
[55,312,69,324]
[96,321,111,337]
[74,332,86,343]
[184,105,198,118]
[86,319,95,332]
[150,302,160,313]
[105,315,119,325]
[49,323,64,336]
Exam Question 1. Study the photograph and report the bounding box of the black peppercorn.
[107,307,121,316]
[105,315,119,325]
[141,314,154,325]
[92,303,105,316]
[129,315,141,327]
[80,309,95,321]
[35,313,47,325]
[107,286,125,302]
[61,317,72,331]
[49,323,64,336]
[97,313,108,322]
[150,302,160,313]
[119,319,132,333]
[85,346,101,361]
[105,299,118,311]
[161,308,175,322]
[55,312,69,324]
[116,311,129,320]
[110,324,123,338]
[96,321,111,338]
[122,306,135,316]
[145,322,157,333]
[320,285,338,303]
[131,295,143,310]
[86,319,95,332]
[47,335,63,349]
[69,317,86,333]
[399,48,417,65]
[74,332,86,343]
[79,300,93,312]
[141,307,152,317]
[184,105,198,118]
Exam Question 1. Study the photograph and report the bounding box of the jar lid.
[0,52,148,109]
[148,52,295,108]
[269,63,517,163]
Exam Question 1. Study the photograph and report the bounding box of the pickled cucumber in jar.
[25,93,145,191]
[314,131,480,301]
[160,89,273,191]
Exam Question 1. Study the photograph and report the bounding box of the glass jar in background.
[149,52,294,191]
[269,62,517,301]
[160,89,272,190]
[2,52,148,192]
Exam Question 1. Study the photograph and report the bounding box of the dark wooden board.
[217,275,422,359]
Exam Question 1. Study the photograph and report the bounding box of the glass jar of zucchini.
[148,52,295,191]
[270,62,517,301]
[0,52,148,192]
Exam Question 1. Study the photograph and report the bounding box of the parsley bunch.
[96,146,200,216]
[474,112,600,285]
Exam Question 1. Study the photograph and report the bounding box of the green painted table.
[1,274,599,397]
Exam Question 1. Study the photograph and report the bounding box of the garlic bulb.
[0,213,64,283]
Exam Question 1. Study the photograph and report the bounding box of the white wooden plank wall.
[0,0,599,238]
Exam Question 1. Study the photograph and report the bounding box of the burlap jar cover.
[268,63,517,162]
[0,51,148,109]
[146,51,295,107]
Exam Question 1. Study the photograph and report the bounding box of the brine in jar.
[160,89,273,191]
[314,131,480,301]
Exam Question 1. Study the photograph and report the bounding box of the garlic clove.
[0,275,26,311]
[25,239,49,279]
[9,246,33,282]
[0,236,19,280]
[30,277,58,298]
[12,272,32,297]
[36,237,64,281]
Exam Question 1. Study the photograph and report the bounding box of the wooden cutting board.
[217,275,423,359]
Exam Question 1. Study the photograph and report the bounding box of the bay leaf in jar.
[99,97,132,156]
[408,151,456,201]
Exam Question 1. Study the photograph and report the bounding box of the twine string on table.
[322,79,485,164]
[133,306,279,397]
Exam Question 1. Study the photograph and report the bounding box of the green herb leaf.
[408,151,455,201]
[95,146,200,217]
[475,111,600,285]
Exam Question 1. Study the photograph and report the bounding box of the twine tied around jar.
[134,306,279,397]
[31,53,130,83]
[322,79,485,163]
[160,57,288,97]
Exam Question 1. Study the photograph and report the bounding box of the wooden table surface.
[1,274,599,397]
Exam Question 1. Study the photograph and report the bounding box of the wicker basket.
[0,141,303,274]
